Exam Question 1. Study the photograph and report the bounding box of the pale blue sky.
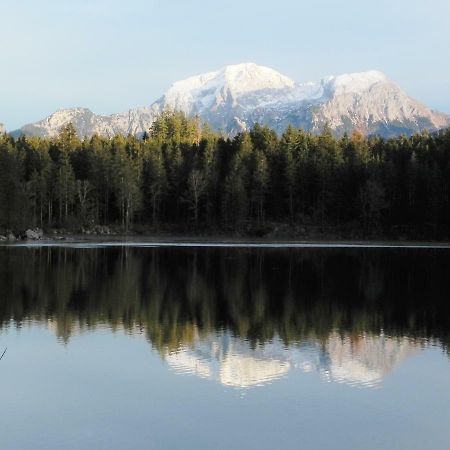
[1,0,450,130]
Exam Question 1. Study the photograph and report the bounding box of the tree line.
[1,110,450,238]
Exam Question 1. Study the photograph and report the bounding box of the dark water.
[1,244,450,450]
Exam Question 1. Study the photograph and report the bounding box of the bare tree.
[186,169,207,227]
[76,179,94,223]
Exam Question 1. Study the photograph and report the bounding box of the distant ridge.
[14,63,450,138]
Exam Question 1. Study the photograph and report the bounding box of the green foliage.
[1,112,450,238]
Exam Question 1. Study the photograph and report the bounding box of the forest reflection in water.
[1,245,449,389]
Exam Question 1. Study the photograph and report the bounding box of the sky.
[1,0,450,130]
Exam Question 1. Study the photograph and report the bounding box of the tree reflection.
[0,246,449,355]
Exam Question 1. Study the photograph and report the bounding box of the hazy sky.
[1,0,450,130]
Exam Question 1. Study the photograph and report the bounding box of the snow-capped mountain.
[14,63,450,138]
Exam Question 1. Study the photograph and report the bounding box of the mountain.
[14,63,450,138]
[0,123,5,134]
[17,106,156,139]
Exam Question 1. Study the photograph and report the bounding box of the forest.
[1,110,450,239]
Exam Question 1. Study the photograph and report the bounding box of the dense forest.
[1,111,450,238]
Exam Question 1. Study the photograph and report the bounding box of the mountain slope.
[309,72,450,136]
[18,107,156,138]
[14,63,450,138]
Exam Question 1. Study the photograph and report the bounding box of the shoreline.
[1,234,450,249]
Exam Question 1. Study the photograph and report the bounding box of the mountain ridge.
[13,63,450,138]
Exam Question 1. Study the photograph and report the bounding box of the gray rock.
[25,228,44,240]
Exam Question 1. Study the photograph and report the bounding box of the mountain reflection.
[164,329,422,388]
[1,246,449,387]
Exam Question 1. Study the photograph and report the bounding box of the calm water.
[1,244,450,450]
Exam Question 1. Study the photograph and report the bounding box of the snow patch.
[324,70,389,96]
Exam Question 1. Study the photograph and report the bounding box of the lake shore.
[1,225,449,248]
[2,221,450,248]
[2,233,450,248]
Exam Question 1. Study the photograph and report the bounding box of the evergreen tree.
[0,111,449,239]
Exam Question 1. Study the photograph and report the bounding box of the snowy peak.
[161,63,296,113]
[324,70,389,96]
[161,66,395,117]
[218,62,296,93]
[168,62,295,96]
[13,63,450,138]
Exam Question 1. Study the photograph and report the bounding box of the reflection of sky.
[9,319,425,389]
[164,330,423,389]
[1,324,450,450]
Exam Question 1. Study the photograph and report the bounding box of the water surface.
[1,245,450,449]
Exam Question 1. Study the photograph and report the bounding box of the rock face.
[0,123,5,134]
[18,107,156,139]
[14,63,450,138]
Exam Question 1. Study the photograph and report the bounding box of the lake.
[1,243,450,450]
